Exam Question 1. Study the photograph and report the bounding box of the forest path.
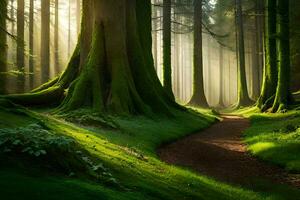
[158,115,300,189]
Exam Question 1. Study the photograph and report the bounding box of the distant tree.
[29,0,34,88]
[17,0,25,92]
[54,0,60,74]
[218,46,225,107]
[41,0,50,83]
[0,0,8,94]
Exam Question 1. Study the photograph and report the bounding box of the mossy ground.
[242,109,300,173]
[0,106,299,199]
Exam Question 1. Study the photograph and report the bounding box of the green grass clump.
[245,111,300,173]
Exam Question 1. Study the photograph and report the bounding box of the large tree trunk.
[272,0,291,112]
[17,0,25,92]
[163,0,174,99]
[188,0,208,107]
[236,0,252,106]
[0,0,7,94]
[41,0,50,83]
[6,0,179,116]
[257,0,277,111]
[29,0,34,89]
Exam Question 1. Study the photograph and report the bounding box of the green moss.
[245,111,300,173]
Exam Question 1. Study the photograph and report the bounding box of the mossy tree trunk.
[5,0,179,116]
[163,0,174,99]
[257,0,278,111]
[188,0,208,108]
[271,0,291,112]
[0,0,7,94]
[236,0,252,107]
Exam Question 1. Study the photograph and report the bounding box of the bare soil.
[158,116,300,188]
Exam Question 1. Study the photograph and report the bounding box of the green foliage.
[0,121,119,187]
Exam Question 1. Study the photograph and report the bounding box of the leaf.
[22,147,32,153]
[13,139,21,145]
[34,151,41,157]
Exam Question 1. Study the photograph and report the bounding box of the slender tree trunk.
[0,0,8,94]
[218,46,225,107]
[17,0,25,92]
[152,0,158,71]
[163,0,174,98]
[189,0,208,107]
[207,36,212,104]
[251,32,260,99]
[76,0,81,36]
[257,0,277,110]
[272,0,291,112]
[236,0,252,106]
[54,0,60,74]
[41,0,50,83]
[29,0,34,89]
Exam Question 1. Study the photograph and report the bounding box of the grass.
[244,110,300,173]
[0,106,299,199]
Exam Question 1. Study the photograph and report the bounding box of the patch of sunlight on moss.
[248,142,276,154]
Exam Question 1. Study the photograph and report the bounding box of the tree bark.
[54,0,60,74]
[257,0,277,111]
[163,0,174,99]
[189,0,208,107]
[29,0,34,89]
[272,0,291,112]
[6,0,179,116]
[41,0,50,83]
[17,0,25,92]
[218,46,225,107]
[0,0,7,94]
[236,0,252,106]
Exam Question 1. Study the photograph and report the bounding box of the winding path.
[158,116,300,188]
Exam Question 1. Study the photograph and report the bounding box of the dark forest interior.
[0,0,300,199]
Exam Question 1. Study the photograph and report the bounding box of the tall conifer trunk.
[272,0,291,112]
[236,0,252,106]
[29,0,34,89]
[189,0,208,107]
[0,0,7,94]
[163,0,174,99]
[257,0,277,110]
[17,0,25,92]
[41,0,50,83]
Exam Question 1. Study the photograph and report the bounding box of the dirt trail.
[158,116,300,188]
